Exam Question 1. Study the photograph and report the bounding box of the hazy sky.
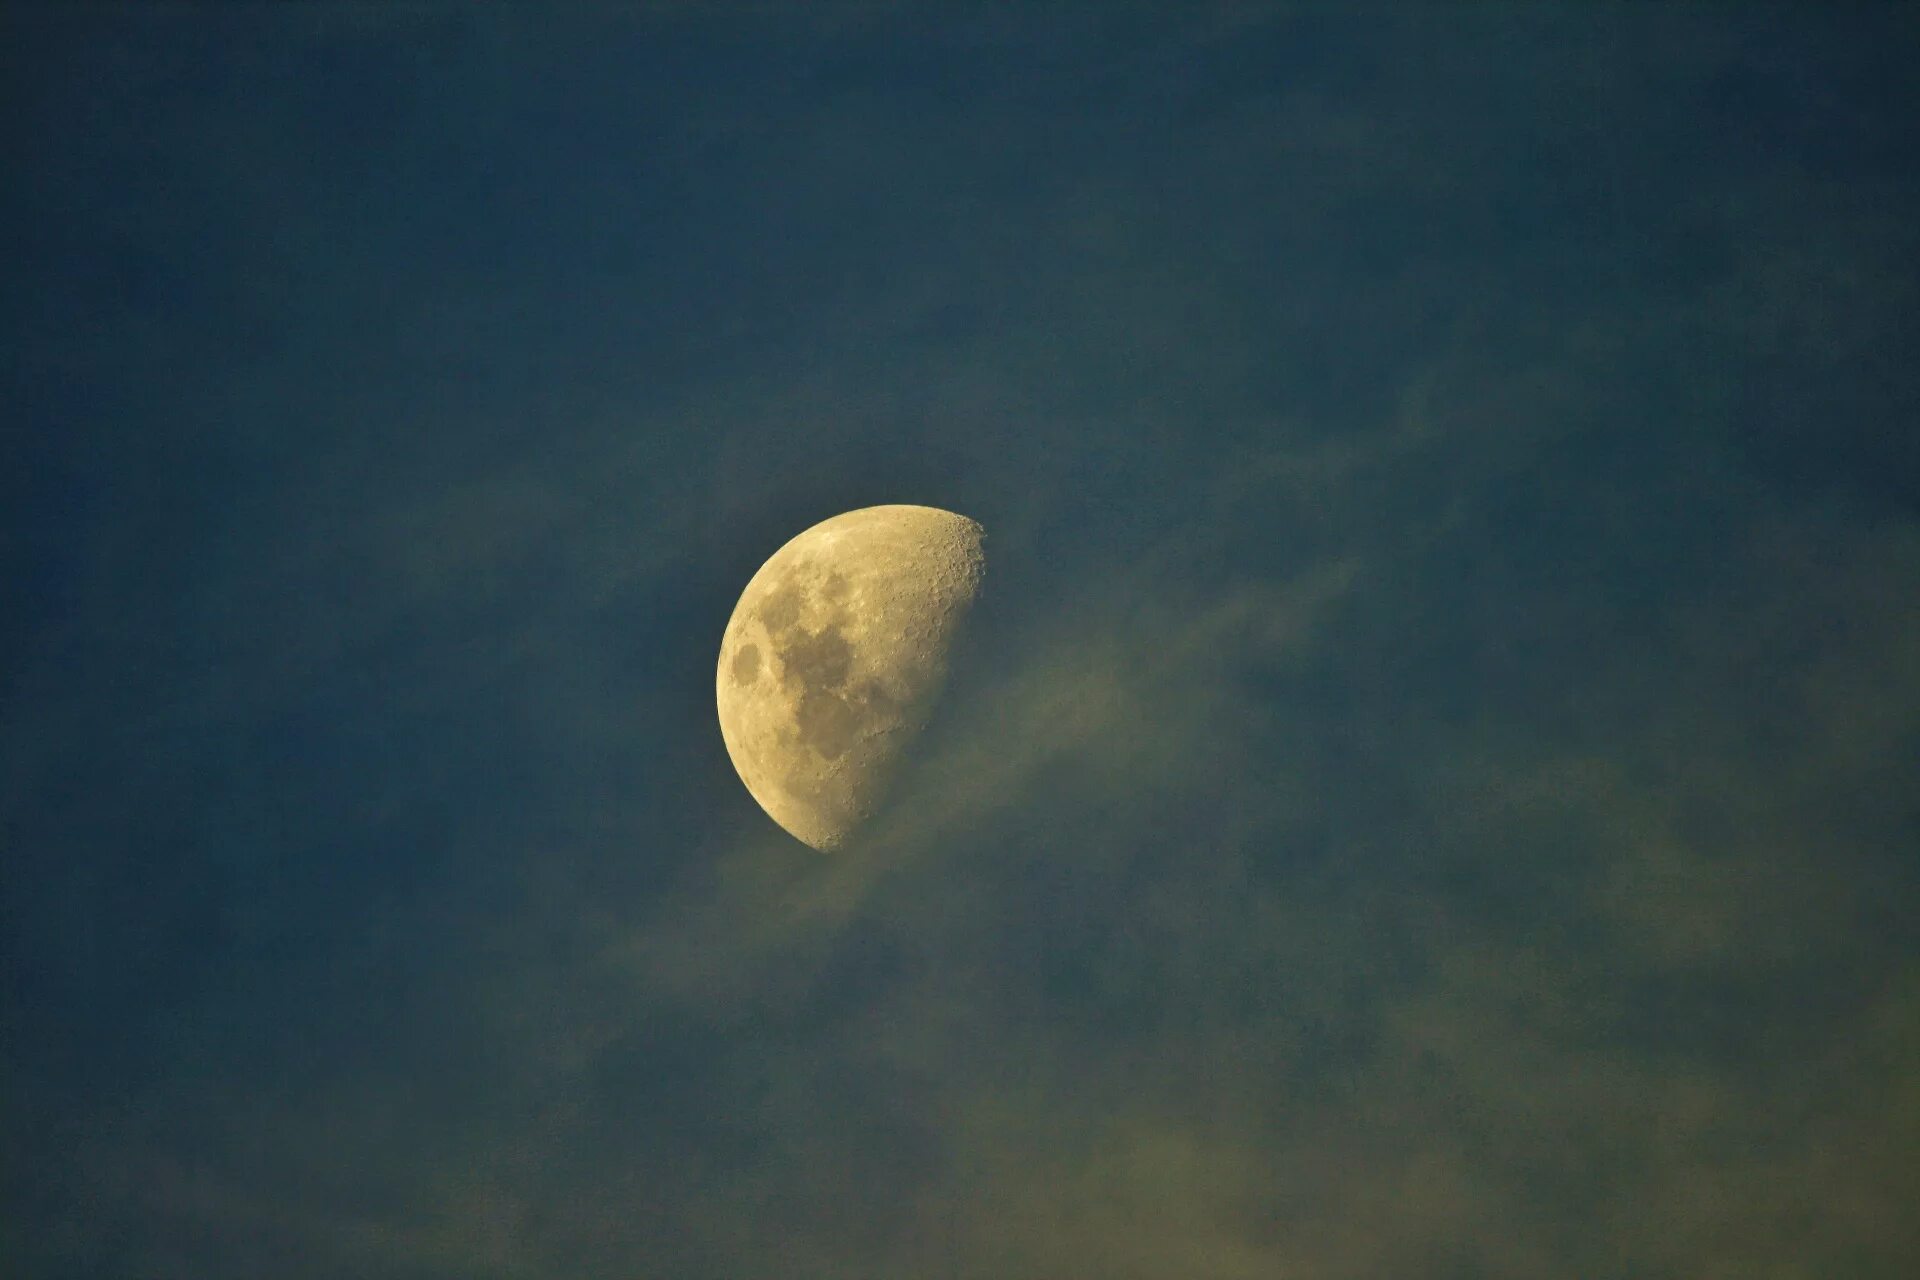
[4,6,1917,1277]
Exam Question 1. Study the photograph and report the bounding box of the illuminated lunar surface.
[716,505,985,850]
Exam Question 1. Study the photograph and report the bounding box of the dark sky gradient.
[4,6,1918,1277]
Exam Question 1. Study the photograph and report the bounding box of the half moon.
[716,504,985,850]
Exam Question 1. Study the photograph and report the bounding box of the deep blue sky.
[4,6,1917,1277]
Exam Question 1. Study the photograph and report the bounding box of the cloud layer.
[5,7,1917,1278]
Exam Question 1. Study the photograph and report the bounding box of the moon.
[716,504,985,850]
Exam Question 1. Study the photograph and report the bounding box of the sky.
[3,5,1917,1277]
